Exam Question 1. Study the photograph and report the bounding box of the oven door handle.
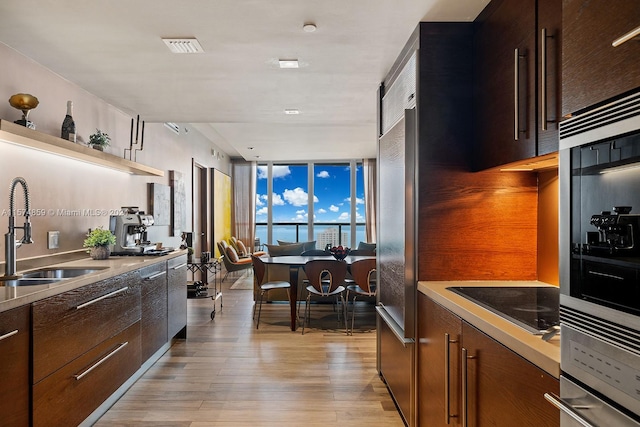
[544,392,595,427]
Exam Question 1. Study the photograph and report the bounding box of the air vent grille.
[162,38,204,54]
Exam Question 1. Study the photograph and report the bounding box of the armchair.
[216,241,253,282]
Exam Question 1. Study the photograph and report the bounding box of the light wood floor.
[95,273,404,426]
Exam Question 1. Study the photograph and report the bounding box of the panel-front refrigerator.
[376,106,417,426]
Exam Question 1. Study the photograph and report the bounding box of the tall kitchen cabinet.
[0,305,30,426]
[418,294,559,427]
[562,0,640,116]
[473,0,561,170]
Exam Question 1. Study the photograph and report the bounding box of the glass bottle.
[61,100,76,143]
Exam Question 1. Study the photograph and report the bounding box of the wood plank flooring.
[96,273,404,426]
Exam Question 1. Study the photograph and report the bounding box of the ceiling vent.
[162,38,204,54]
[164,122,180,134]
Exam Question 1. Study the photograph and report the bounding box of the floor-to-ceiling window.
[255,161,365,249]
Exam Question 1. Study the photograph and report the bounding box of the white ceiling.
[0,0,489,161]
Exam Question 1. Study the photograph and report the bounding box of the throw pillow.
[225,246,240,263]
[357,241,377,252]
[266,242,305,256]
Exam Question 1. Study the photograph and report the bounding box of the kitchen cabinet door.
[461,321,559,427]
[0,305,30,426]
[418,294,462,427]
[167,255,188,339]
[562,0,640,116]
[473,0,561,170]
[140,263,168,361]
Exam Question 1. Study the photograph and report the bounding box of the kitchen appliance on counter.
[109,207,159,256]
[553,89,640,426]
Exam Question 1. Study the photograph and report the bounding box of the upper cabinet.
[473,0,561,170]
[562,0,640,116]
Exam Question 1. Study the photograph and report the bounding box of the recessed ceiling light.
[303,23,317,33]
[162,38,204,54]
[284,109,300,115]
[279,59,299,69]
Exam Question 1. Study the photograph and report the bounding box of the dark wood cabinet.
[167,254,188,339]
[473,0,561,170]
[139,263,168,361]
[562,0,640,116]
[0,305,30,427]
[417,294,559,427]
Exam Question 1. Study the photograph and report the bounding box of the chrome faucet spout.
[3,177,33,278]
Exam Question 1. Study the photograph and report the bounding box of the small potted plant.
[83,227,116,260]
[88,129,111,151]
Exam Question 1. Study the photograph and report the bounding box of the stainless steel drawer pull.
[461,347,476,427]
[544,392,595,427]
[172,263,187,270]
[73,341,129,380]
[0,329,18,342]
[444,333,458,424]
[587,270,624,280]
[513,48,526,140]
[612,25,640,47]
[145,271,167,280]
[76,287,129,310]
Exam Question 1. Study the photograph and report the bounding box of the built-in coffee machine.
[109,206,157,255]
[587,206,640,255]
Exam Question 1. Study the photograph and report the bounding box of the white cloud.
[296,209,306,214]
[316,170,330,178]
[283,187,318,207]
[257,165,291,180]
[338,212,349,220]
[256,194,265,207]
[344,197,365,205]
[317,208,327,214]
[256,207,268,215]
[329,204,339,212]
[272,193,285,206]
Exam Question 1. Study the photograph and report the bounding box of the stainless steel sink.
[21,267,108,279]
[0,278,65,286]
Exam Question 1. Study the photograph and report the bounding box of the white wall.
[0,42,231,263]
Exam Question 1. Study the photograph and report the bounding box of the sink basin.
[0,278,65,286]
[21,267,108,279]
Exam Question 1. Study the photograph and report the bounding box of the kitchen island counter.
[0,250,187,312]
[418,280,560,378]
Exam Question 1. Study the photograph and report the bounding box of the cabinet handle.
[544,392,596,427]
[540,28,556,131]
[145,271,167,280]
[76,287,129,310]
[444,333,459,424]
[513,49,526,140]
[612,25,640,47]
[0,329,18,341]
[172,262,187,270]
[461,347,476,427]
[73,341,129,380]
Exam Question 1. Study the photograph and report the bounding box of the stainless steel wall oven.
[553,90,640,426]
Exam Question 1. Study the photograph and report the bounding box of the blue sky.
[256,164,365,223]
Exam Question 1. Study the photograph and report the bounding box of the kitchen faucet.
[3,177,33,279]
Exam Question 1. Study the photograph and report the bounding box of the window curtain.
[231,160,257,252]
[363,158,377,243]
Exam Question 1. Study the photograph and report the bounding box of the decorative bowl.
[329,246,350,261]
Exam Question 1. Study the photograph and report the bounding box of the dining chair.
[345,258,377,335]
[251,255,291,329]
[301,259,348,335]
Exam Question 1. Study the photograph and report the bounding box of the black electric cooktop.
[446,286,559,334]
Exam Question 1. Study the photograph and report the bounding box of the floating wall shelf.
[0,120,164,177]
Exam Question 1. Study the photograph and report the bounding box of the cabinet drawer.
[32,321,141,427]
[0,305,30,426]
[32,270,141,383]
[139,263,168,360]
[168,255,188,338]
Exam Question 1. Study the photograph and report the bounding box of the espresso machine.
[109,207,157,255]
[588,206,640,255]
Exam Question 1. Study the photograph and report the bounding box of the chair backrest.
[349,258,377,294]
[300,249,331,256]
[229,236,240,252]
[304,259,347,295]
[236,239,249,256]
[251,255,265,285]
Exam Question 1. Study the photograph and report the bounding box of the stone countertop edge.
[0,249,188,312]
[417,280,560,379]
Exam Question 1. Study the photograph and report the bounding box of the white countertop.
[418,280,560,378]
[0,250,187,312]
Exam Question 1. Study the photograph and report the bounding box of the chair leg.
[255,290,265,329]
[350,295,358,336]
[302,293,311,335]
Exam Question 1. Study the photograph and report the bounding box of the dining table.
[259,254,376,331]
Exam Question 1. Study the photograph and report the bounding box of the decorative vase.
[90,246,110,260]
[92,145,104,151]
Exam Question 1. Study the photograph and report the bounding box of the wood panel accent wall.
[413,23,539,282]
[538,170,559,285]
